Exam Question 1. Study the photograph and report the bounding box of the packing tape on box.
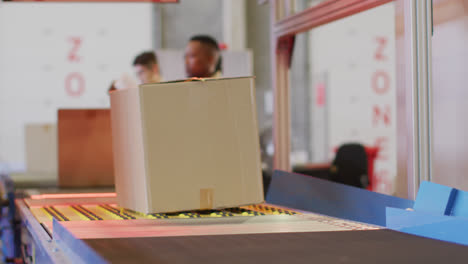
[200,188,214,209]
[183,77,208,82]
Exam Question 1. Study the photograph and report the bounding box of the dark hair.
[190,35,222,72]
[133,51,158,68]
[108,81,117,94]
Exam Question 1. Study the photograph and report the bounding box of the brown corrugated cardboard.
[58,109,115,187]
[110,77,264,214]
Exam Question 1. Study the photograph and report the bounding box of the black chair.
[329,143,369,189]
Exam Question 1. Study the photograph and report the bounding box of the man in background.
[185,35,222,78]
[133,51,162,84]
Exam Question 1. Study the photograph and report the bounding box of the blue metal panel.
[415,181,468,218]
[451,190,468,218]
[414,181,453,215]
[0,174,21,262]
[53,219,108,264]
[386,207,468,246]
[386,207,451,229]
[266,170,414,226]
[16,199,70,263]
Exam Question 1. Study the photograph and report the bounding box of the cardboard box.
[25,123,57,177]
[110,77,263,214]
[58,109,114,187]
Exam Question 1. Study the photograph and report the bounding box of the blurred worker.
[185,35,222,78]
[133,51,162,84]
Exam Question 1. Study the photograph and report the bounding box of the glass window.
[288,2,397,194]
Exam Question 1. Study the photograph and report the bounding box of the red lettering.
[65,72,85,97]
[316,83,325,107]
[375,37,387,61]
[369,36,393,195]
[373,105,391,127]
[372,71,390,94]
[374,137,389,161]
[68,37,82,63]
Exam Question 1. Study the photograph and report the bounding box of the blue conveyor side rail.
[266,170,414,226]
[387,181,468,246]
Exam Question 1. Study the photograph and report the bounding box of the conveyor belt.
[23,193,379,247]
[30,203,300,223]
[18,191,386,263]
[11,173,468,264]
[80,230,468,264]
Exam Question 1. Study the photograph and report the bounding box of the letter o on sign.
[65,72,85,97]
[372,71,390,95]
